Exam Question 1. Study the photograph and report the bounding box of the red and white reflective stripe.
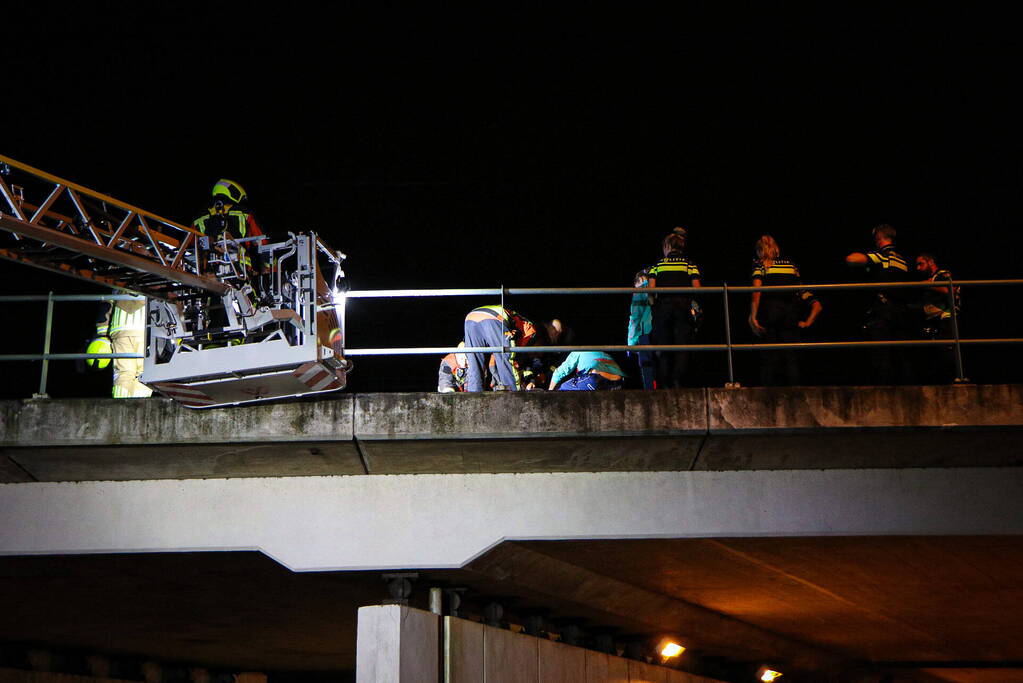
[293,362,343,391]
[153,382,217,407]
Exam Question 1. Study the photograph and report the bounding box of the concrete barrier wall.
[355,606,722,683]
[581,651,629,683]
[4,385,1021,483]
[443,612,717,683]
[5,384,1020,448]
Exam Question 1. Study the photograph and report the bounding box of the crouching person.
[549,351,626,391]
[438,342,469,393]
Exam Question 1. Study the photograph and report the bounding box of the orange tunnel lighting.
[656,638,685,658]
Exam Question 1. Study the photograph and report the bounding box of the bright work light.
[759,668,783,682]
[656,638,685,658]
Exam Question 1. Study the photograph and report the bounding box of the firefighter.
[193,179,267,282]
[438,342,469,392]
[462,305,562,391]
[88,296,152,398]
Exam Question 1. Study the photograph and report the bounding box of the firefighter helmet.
[86,336,112,370]
[212,179,247,204]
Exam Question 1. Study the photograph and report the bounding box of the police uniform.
[648,251,701,388]
[463,305,537,391]
[862,244,911,383]
[917,268,960,383]
[751,258,818,385]
[920,268,958,331]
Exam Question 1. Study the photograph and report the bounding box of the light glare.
[760,670,783,682]
[659,641,685,657]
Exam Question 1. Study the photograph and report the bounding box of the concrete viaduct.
[1,385,1022,683]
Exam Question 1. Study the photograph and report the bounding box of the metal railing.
[341,278,1023,386]
[0,293,144,398]
[2,279,1021,397]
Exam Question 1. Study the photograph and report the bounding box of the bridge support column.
[356,605,439,683]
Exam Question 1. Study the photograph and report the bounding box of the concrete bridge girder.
[1,468,1021,570]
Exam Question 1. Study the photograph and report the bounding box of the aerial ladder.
[0,154,350,408]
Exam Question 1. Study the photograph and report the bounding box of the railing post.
[340,291,347,354]
[34,291,54,399]
[948,278,967,383]
[722,283,738,388]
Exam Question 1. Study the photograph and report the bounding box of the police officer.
[648,230,701,388]
[914,252,960,383]
[749,235,822,386]
[846,224,911,383]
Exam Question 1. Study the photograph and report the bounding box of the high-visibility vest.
[195,208,259,268]
[465,306,536,348]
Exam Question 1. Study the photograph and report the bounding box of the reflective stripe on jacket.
[109,300,146,335]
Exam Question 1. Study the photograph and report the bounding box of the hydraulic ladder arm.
[0,154,227,298]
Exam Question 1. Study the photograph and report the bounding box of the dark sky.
[2,5,1021,394]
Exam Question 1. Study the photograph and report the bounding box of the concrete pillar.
[356,605,439,683]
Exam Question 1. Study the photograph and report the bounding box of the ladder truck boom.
[0,155,349,408]
[0,154,227,298]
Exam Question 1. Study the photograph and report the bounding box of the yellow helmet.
[86,337,112,370]
[212,179,247,204]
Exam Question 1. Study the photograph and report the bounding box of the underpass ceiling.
[0,536,1020,682]
[513,537,1023,682]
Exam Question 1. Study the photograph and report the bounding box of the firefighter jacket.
[193,202,265,270]
[96,298,146,338]
[438,354,468,392]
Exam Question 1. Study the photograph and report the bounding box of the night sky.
[2,6,1021,396]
